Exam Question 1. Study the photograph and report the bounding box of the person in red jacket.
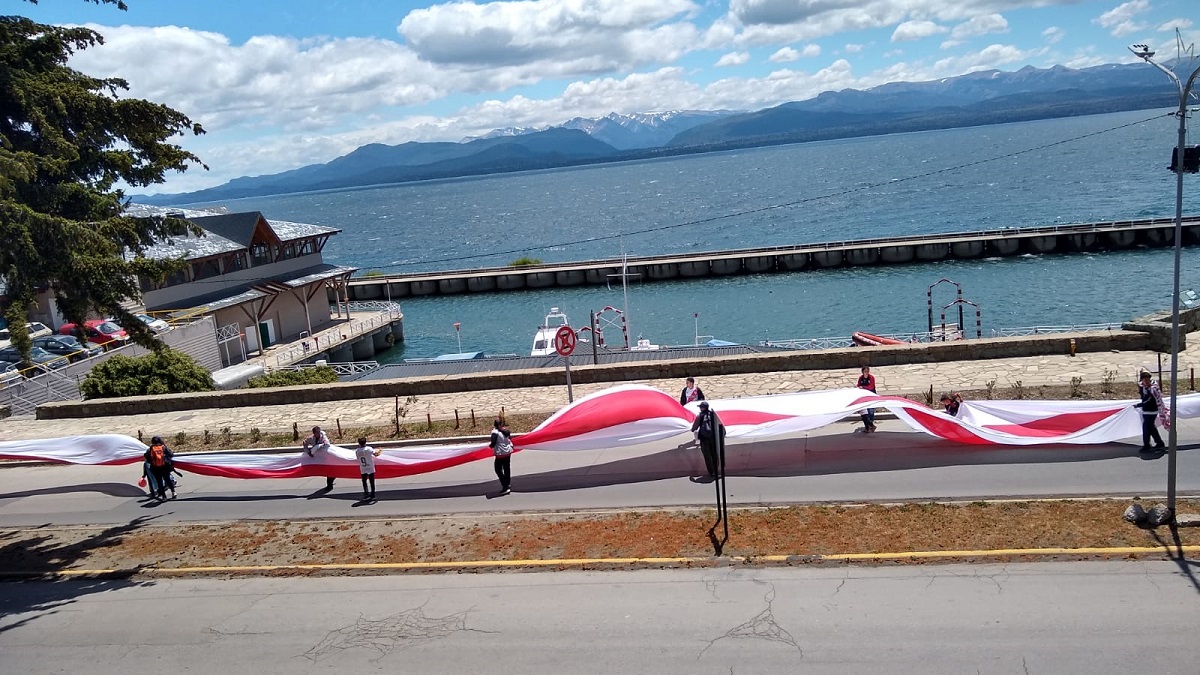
[856,366,877,433]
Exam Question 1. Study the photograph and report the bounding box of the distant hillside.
[133,61,1177,205]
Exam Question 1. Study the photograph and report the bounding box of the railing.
[762,336,856,350]
[762,323,1123,351]
[265,304,402,369]
[0,366,85,415]
[989,323,1123,338]
[274,361,380,377]
[339,301,404,314]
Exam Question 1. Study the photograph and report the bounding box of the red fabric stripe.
[518,388,691,445]
[904,408,993,445]
[175,447,497,480]
[981,408,1124,437]
[718,410,795,426]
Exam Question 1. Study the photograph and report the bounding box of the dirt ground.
[2,500,1196,576]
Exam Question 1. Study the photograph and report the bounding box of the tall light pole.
[1128,43,1200,518]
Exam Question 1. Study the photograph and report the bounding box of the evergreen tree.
[1,0,206,362]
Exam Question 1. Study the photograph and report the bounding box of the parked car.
[32,335,104,362]
[59,320,130,347]
[0,321,53,349]
[134,313,171,334]
[0,362,21,386]
[0,346,69,371]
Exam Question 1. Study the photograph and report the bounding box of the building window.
[192,258,221,280]
[297,239,316,256]
[251,242,272,267]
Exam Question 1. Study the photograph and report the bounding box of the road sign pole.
[564,356,573,403]
[553,324,577,403]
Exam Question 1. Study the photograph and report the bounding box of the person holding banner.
[680,377,705,406]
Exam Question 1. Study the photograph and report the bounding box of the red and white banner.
[0,384,1191,479]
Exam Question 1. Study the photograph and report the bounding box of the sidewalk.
[1,342,1198,441]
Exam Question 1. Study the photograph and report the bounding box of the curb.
[5,544,1198,579]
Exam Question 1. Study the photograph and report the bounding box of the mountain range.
[134,61,1177,205]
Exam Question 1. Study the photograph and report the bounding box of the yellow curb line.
[13,545,1198,577]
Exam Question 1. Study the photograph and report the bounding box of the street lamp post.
[1128,44,1200,518]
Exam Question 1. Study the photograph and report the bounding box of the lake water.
[194,109,1200,359]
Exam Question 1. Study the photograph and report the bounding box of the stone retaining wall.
[36,330,1148,420]
[1122,306,1200,352]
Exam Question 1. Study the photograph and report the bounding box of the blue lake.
[194,109,1200,358]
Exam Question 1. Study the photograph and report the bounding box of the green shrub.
[509,256,542,267]
[362,269,384,278]
[80,349,215,399]
[247,365,339,389]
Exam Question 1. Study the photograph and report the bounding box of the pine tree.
[1,0,206,362]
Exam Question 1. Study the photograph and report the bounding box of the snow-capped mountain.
[560,110,735,150]
[460,126,546,142]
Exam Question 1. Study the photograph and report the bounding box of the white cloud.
[770,46,801,62]
[929,43,1037,77]
[727,0,1078,46]
[72,26,446,132]
[716,51,750,66]
[844,43,864,53]
[769,44,821,62]
[1094,0,1149,38]
[1042,26,1064,44]
[892,20,948,43]
[1157,18,1193,32]
[398,0,700,69]
[950,14,1009,40]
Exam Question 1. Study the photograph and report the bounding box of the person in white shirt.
[354,436,383,501]
[489,419,515,495]
[302,425,335,490]
[680,377,705,406]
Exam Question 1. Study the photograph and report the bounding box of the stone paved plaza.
[4,341,1200,441]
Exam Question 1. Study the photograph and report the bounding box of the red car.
[59,320,130,347]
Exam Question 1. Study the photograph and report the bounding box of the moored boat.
[531,307,570,356]
[851,331,908,347]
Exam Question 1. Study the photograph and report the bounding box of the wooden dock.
[346,216,1200,299]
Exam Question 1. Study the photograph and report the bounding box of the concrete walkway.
[2,342,1199,441]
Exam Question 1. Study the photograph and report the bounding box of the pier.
[347,216,1200,300]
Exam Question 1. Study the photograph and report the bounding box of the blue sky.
[18,0,1196,193]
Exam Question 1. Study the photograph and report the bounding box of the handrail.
[262,305,402,369]
[989,323,1122,337]
[763,323,1123,351]
[273,361,381,376]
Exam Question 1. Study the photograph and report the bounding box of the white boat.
[629,336,660,351]
[531,307,570,356]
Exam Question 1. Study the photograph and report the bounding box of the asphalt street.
[1,561,1197,674]
[2,419,1199,527]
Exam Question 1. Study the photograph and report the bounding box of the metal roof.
[123,205,340,261]
[153,264,355,312]
[352,344,789,380]
[282,264,357,288]
[267,218,340,241]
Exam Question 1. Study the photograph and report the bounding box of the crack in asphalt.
[207,594,272,636]
[698,584,802,660]
[302,602,495,662]
[831,567,849,596]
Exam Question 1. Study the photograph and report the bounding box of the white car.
[0,362,21,387]
[134,314,171,334]
[0,322,53,349]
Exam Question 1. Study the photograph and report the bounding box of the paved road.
[2,419,1199,527]
[1,561,1197,674]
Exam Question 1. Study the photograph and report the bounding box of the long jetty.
[348,216,1200,300]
